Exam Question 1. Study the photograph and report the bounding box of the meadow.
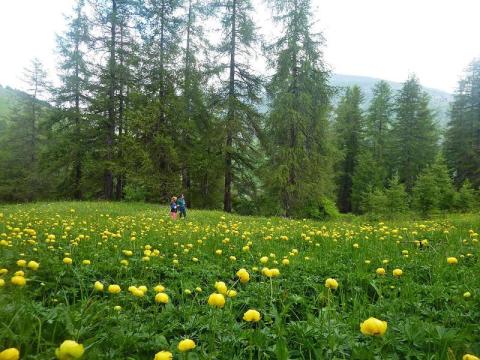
[0,202,479,360]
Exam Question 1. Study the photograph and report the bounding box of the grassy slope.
[0,202,478,359]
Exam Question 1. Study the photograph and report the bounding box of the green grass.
[0,202,479,359]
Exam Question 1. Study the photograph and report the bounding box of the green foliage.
[335,86,365,213]
[263,0,336,218]
[391,75,438,192]
[455,180,478,212]
[445,60,480,188]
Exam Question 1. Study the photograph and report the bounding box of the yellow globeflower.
[236,268,250,284]
[11,276,26,287]
[114,305,122,311]
[464,291,471,299]
[214,281,228,295]
[154,351,173,360]
[0,348,20,360]
[177,339,196,352]
[82,260,91,265]
[243,309,261,322]
[325,278,339,290]
[447,257,458,265]
[63,257,73,265]
[27,260,40,270]
[226,289,237,298]
[94,281,104,292]
[55,340,84,360]
[463,355,480,360]
[260,256,269,264]
[360,317,388,336]
[282,258,290,265]
[14,271,24,277]
[154,284,165,293]
[208,293,225,308]
[108,284,121,294]
[155,292,169,304]
[0,268,8,275]
[392,268,403,277]
[16,260,26,267]
[376,268,386,276]
[0,279,4,287]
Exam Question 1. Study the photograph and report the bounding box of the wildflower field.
[0,202,479,360]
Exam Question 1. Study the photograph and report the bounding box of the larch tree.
[216,0,262,212]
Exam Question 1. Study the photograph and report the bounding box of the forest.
[0,0,479,219]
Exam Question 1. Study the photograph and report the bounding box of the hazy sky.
[1,0,479,93]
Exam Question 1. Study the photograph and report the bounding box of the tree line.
[0,0,478,217]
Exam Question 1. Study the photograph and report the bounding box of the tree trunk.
[224,0,236,213]
[105,0,117,200]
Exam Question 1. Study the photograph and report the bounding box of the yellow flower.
[63,257,73,265]
[14,271,24,277]
[27,260,40,270]
[463,355,480,360]
[16,259,26,267]
[215,249,222,255]
[353,243,359,249]
[108,284,121,294]
[138,285,148,293]
[447,257,458,265]
[11,275,26,287]
[464,291,471,299]
[208,293,225,308]
[392,268,403,277]
[94,281,104,291]
[243,309,261,322]
[0,279,4,287]
[154,351,173,360]
[114,305,122,311]
[282,258,290,265]
[0,348,20,360]
[0,268,8,275]
[214,281,228,295]
[154,284,165,293]
[226,289,237,298]
[155,292,169,304]
[376,268,386,276]
[55,340,84,360]
[325,278,339,290]
[260,256,269,264]
[184,289,192,295]
[177,339,196,352]
[129,286,145,297]
[236,268,250,284]
[195,287,202,293]
[360,317,388,336]
[82,260,91,265]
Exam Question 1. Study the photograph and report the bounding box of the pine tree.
[335,86,364,213]
[264,0,335,217]
[391,75,438,192]
[445,60,480,188]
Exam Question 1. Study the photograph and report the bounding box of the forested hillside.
[0,0,478,218]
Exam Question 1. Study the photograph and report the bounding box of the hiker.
[177,194,187,219]
[170,196,178,220]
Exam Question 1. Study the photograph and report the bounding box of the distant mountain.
[331,74,453,127]
[0,85,27,121]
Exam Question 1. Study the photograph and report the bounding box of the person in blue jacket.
[177,194,187,219]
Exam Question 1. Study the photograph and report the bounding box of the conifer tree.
[445,60,480,188]
[216,0,262,212]
[48,0,91,199]
[391,75,438,192]
[335,86,364,213]
[264,0,335,217]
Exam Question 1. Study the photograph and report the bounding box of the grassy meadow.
[0,202,479,359]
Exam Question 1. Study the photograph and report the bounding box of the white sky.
[0,0,479,93]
